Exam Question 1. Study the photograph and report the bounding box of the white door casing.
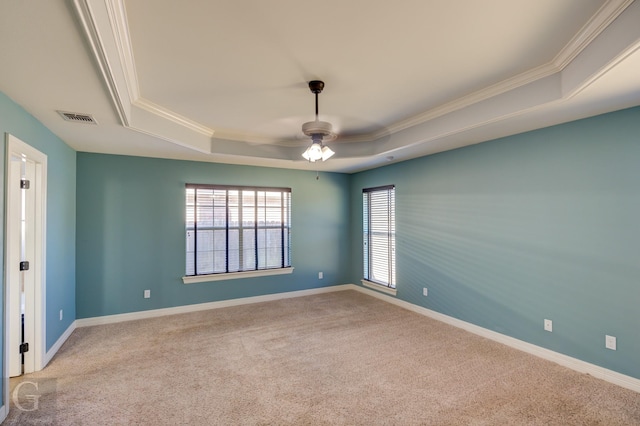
[3,133,47,418]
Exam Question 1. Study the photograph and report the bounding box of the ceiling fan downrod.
[301,80,336,162]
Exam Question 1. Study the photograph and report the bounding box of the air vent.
[57,110,98,125]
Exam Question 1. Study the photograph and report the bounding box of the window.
[363,185,396,292]
[185,184,291,279]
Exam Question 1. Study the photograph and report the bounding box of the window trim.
[363,184,396,293]
[361,279,397,296]
[183,267,294,284]
[185,183,292,278]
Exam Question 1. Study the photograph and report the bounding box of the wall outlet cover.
[544,319,553,332]
[605,335,617,350]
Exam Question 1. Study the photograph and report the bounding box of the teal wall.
[75,153,350,318]
[2,85,639,400]
[0,91,77,403]
[350,106,640,379]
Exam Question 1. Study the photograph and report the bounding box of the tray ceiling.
[1,0,639,172]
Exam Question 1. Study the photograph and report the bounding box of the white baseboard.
[350,284,640,394]
[43,320,77,368]
[76,284,354,327]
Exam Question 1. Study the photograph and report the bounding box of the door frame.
[3,133,47,414]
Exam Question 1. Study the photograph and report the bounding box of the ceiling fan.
[301,80,336,162]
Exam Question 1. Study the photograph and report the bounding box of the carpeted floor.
[4,290,640,425]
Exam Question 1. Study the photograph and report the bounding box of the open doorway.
[3,133,47,413]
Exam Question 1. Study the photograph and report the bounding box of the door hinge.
[19,342,29,354]
[19,261,30,271]
[20,179,30,189]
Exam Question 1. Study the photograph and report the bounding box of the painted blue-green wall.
[350,106,640,379]
[75,153,350,318]
[0,91,77,404]
[2,86,639,398]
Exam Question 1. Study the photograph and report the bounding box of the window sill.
[361,279,397,296]
[183,267,294,284]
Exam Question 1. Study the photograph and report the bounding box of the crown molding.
[73,0,131,127]
[382,0,634,140]
[104,0,140,101]
[552,0,634,69]
[101,0,215,139]
[74,0,215,151]
[381,62,559,139]
[75,0,637,160]
[134,98,214,137]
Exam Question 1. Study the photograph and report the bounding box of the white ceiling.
[1,0,639,173]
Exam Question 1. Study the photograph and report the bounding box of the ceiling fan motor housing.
[302,120,337,141]
[303,80,336,141]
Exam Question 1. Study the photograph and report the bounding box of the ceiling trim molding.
[380,0,634,141]
[560,0,640,101]
[571,40,640,98]
[73,0,215,151]
[101,0,216,138]
[135,98,214,137]
[103,0,140,101]
[379,62,559,139]
[72,0,131,127]
[552,0,634,69]
[74,0,637,163]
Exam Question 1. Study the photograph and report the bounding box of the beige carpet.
[4,290,640,425]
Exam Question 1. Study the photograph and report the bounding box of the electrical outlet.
[60,309,63,321]
[605,335,617,350]
[544,319,553,332]
[423,287,428,297]
[144,289,151,299]
[318,272,323,279]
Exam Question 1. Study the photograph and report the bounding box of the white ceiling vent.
[57,110,98,125]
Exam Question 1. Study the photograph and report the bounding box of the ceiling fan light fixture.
[302,142,323,162]
[301,80,336,162]
[321,145,335,161]
[302,142,334,162]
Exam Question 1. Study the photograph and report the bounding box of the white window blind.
[363,185,396,288]
[186,184,291,276]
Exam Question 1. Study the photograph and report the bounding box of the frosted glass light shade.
[302,142,325,162]
[321,146,334,161]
